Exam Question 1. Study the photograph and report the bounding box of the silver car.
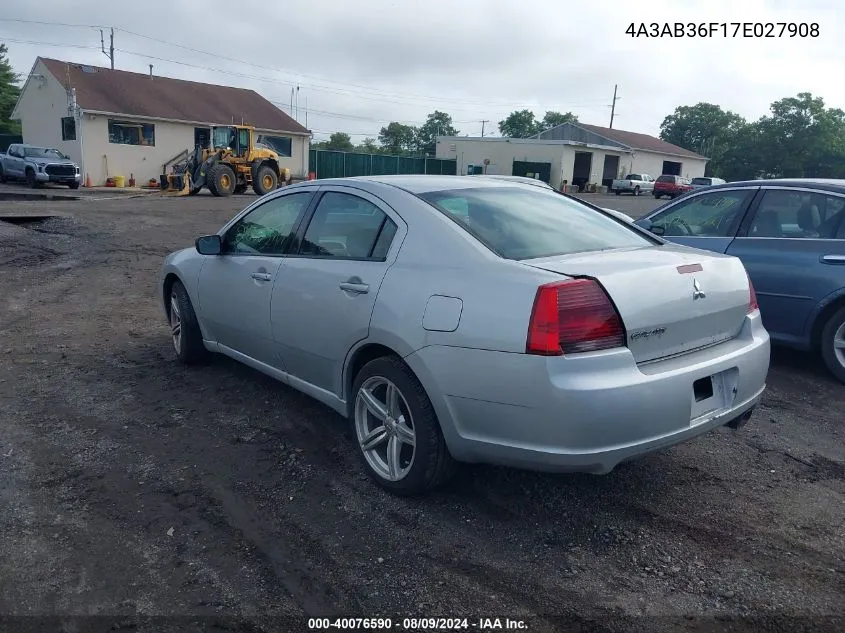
[160,176,770,494]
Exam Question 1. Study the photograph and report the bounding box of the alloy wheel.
[354,376,416,482]
[834,321,845,369]
[170,293,182,353]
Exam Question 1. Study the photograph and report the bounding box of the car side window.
[748,190,845,239]
[651,190,751,237]
[299,192,397,259]
[222,192,312,255]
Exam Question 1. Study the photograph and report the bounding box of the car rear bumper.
[404,311,770,474]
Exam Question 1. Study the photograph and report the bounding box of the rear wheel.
[252,164,278,196]
[820,306,845,384]
[633,186,640,197]
[168,280,208,365]
[209,164,236,197]
[352,356,456,495]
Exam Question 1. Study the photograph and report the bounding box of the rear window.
[627,174,641,180]
[656,175,675,183]
[419,187,653,260]
[691,178,711,185]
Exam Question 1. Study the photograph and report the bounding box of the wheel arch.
[809,290,845,350]
[343,342,404,416]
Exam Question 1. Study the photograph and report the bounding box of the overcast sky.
[2,0,842,141]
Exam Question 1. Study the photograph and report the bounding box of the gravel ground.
[0,195,843,633]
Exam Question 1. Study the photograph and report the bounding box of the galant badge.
[693,278,706,300]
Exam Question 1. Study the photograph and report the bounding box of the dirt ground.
[0,194,843,633]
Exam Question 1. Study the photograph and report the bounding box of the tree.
[378,121,417,155]
[415,110,458,155]
[357,137,379,154]
[498,109,540,138]
[659,103,746,177]
[324,131,354,152]
[539,111,578,131]
[0,43,22,135]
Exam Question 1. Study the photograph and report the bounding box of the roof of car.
[314,174,542,194]
[703,178,845,192]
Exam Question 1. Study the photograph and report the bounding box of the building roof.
[573,123,705,159]
[38,58,309,135]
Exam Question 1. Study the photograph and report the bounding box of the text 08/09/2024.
[627,22,819,38]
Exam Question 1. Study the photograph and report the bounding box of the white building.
[11,58,311,186]
[436,122,708,191]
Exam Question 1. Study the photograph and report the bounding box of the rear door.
[726,187,845,345]
[270,187,404,395]
[637,187,757,253]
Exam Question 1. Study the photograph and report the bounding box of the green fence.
[308,150,457,179]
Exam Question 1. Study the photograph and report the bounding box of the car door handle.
[339,281,370,294]
[251,272,272,281]
[821,255,845,265]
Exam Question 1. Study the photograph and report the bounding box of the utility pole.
[609,84,619,129]
[481,120,489,137]
[100,28,114,69]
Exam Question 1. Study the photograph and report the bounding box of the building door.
[194,127,210,149]
[512,161,551,184]
[572,152,593,190]
[601,155,620,188]
[662,160,682,176]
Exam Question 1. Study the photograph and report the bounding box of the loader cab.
[211,126,251,158]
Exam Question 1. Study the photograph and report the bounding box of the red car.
[653,175,693,199]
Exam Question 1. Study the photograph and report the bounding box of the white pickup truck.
[611,173,655,196]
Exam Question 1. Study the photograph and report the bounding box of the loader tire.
[209,164,236,197]
[252,164,278,196]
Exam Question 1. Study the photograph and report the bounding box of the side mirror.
[195,234,222,255]
[635,218,665,236]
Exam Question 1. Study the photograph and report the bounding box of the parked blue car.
[635,179,845,383]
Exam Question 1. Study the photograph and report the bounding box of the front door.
[271,188,403,395]
[196,191,314,365]
[640,188,757,253]
[726,187,845,344]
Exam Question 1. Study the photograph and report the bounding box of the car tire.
[0,164,5,183]
[820,306,845,384]
[351,356,456,495]
[633,186,640,197]
[168,280,208,365]
[614,190,620,196]
[26,169,39,189]
[68,181,80,189]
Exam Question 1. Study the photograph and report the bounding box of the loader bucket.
[162,174,191,196]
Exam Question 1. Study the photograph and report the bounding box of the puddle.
[0,215,59,228]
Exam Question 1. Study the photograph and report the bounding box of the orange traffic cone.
[85,173,92,188]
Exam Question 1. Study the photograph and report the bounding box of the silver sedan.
[160,175,771,494]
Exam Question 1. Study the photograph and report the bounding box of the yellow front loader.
[161,125,291,197]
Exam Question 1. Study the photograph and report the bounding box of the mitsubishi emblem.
[693,278,706,300]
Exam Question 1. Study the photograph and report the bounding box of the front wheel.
[209,164,236,197]
[68,181,80,189]
[352,356,456,495]
[168,280,208,365]
[26,169,39,189]
[252,164,278,196]
[820,306,845,384]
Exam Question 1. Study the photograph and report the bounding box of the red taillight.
[747,273,758,313]
[526,279,626,356]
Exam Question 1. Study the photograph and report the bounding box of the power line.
[0,17,610,113]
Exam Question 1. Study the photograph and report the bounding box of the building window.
[257,134,293,157]
[108,119,155,146]
[61,116,77,141]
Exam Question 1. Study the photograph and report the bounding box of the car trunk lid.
[522,245,751,363]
